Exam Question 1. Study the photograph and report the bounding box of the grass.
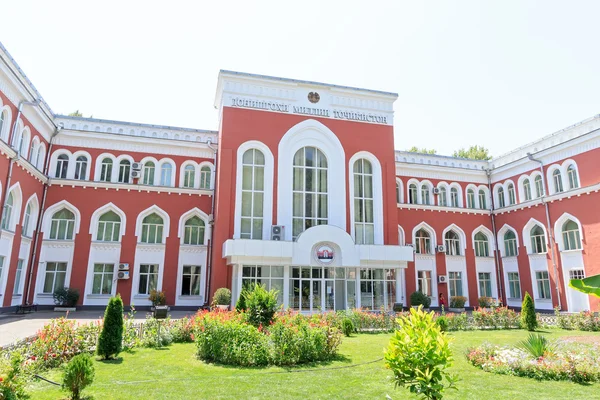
[27,329,599,399]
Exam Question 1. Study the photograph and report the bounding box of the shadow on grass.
[200,353,353,373]
[98,356,124,364]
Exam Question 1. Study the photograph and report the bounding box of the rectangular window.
[138,264,158,295]
[535,271,551,300]
[478,272,492,297]
[507,272,520,299]
[448,271,463,297]
[96,221,120,242]
[242,265,284,305]
[181,265,202,296]
[563,229,582,251]
[92,263,114,295]
[474,240,489,257]
[13,259,24,295]
[49,218,74,240]
[467,191,475,208]
[504,237,517,257]
[141,223,163,244]
[417,270,432,296]
[43,262,67,294]
[359,268,396,311]
[569,269,585,280]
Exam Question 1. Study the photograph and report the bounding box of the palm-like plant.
[518,333,554,358]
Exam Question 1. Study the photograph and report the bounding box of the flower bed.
[555,310,600,331]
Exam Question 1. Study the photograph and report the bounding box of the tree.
[68,110,83,117]
[452,145,492,160]
[407,146,437,154]
[62,353,95,400]
[97,294,124,359]
[520,292,537,331]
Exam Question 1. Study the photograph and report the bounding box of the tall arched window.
[49,209,75,240]
[552,170,563,193]
[12,130,23,153]
[395,181,400,203]
[530,225,547,254]
[142,161,155,185]
[118,160,131,183]
[141,213,163,244]
[466,189,475,208]
[1,192,13,230]
[160,163,172,186]
[29,141,37,163]
[35,145,43,170]
[562,220,581,250]
[96,211,121,242]
[241,149,265,239]
[478,189,487,209]
[523,178,532,201]
[567,165,579,189]
[438,186,447,206]
[292,146,327,240]
[450,187,459,207]
[74,156,88,180]
[474,232,490,257]
[0,110,5,141]
[183,216,205,245]
[100,158,113,182]
[534,175,544,198]
[199,166,211,189]
[415,229,431,254]
[497,187,505,208]
[421,184,431,205]
[444,230,460,256]
[353,159,374,245]
[504,230,517,257]
[23,203,32,236]
[408,183,418,204]
[55,154,69,178]
[507,183,516,205]
[183,165,195,188]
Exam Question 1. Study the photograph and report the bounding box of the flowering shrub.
[555,308,600,331]
[471,307,520,329]
[0,352,27,400]
[444,312,470,331]
[466,342,600,383]
[141,317,173,348]
[170,317,195,343]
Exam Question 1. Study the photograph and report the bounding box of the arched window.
[438,186,447,206]
[35,145,43,170]
[241,149,265,239]
[199,166,211,189]
[444,230,460,256]
[567,165,579,189]
[12,130,23,153]
[466,189,475,208]
[504,230,517,257]
[523,178,532,201]
[395,181,400,203]
[474,232,489,257]
[552,170,563,193]
[562,220,581,250]
[29,141,37,163]
[100,158,113,182]
[22,203,32,236]
[74,156,88,180]
[1,192,13,230]
[415,229,431,254]
[55,154,69,178]
[530,225,547,254]
[141,213,163,244]
[421,184,431,205]
[497,187,505,208]
[118,160,131,183]
[142,161,155,185]
[478,189,487,209]
[353,159,374,245]
[96,211,121,242]
[183,216,205,245]
[292,146,327,240]
[450,187,459,207]
[0,110,5,141]
[534,175,544,198]
[507,183,516,205]
[160,163,173,186]
[183,165,195,188]
[49,209,75,240]
[408,184,418,204]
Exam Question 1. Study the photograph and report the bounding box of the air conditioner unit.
[118,263,129,271]
[433,187,441,195]
[438,275,448,283]
[271,225,284,241]
[436,245,446,253]
[117,270,130,280]
[130,170,142,179]
[131,162,143,170]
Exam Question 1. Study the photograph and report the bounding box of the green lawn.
[28,329,599,399]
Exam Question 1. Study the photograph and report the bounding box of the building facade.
[0,43,598,313]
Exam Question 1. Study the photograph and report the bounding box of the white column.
[283,265,290,309]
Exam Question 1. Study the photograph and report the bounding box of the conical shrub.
[97,294,124,359]
[520,292,537,331]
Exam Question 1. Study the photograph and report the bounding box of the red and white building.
[0,43,598,313]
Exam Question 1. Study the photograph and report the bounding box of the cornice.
[136,243,166,252]
[49,178,213,197]
[90,242,121,251]
[42,240,75,249]
[396,163,488,184]
[15,157,47,184]
[398,203,491,216]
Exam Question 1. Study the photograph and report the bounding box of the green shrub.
[518,333,554,358]
[235,287,249,312]
[0,352,27,400]
[385,308,457,400]
[436,315,449,332]
[53,287,80,307]
[392,303,404,312]
[521,292,537,331]
[342,317,355,337]
[62,353,95,400]
[446,312,469,331]
[409,291,431,308]
[148,290,166,306]
[478,296,493,308]
[141,317,173,348]
[245,285,279,327]
[97,294,124,360]
[449,296,467,308]
[212,287,231,306]
[170,317,194,343]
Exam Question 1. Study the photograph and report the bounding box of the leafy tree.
[407,146,437,155]
[62,353,95,400]
[452,145,492,160]
[68,110,83,117]
[520,292,537,331]
[97,294,124,359]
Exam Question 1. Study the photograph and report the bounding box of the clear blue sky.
[1,1,599,158]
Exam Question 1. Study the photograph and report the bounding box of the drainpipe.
[526,152,562,310]
[485,168,505,305]
[23,125,61,305]
[204,139,218,306]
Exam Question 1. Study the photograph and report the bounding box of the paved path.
[0,309,194,348]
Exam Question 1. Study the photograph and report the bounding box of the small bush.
[436,315,449,332]
[27,318,85,371]
[446,312,470,331]
[212,287,231,306]
[141,317,173,348]
[62,353,95,400]
[97,294,124,360]
[245,285,279,327]
[518,333,554,358]
[392,303,403,312]
[235,287,249,312]
[0,352,27,400]
[521,292,537,331]
[170,317,194,343]
[53,287,80,307]
[478,296,493,308]
[342,317,355,337]
[148,290,166,306]
[449,296,467,308]
[409,291,431,308]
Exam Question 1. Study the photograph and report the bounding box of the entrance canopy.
[223,225,413,268]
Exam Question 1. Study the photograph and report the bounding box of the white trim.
[50,149,73,178]
[497,224,520,258]
[3,182,22,232]
[406,178,420,204]
[177,207,210,245]
[93,152,117,182]
[41,200,82,237]
[88,202,127,239]
[412,221,437,253]
[471,225,496,250]
[522,217,548,255]
[553,212,583,252]
[442,223,467,252]
[546,164,565,195]
[395,178,404,204]
[21,193,39,237]
[398,225,405,246]
[419,180,434,205]
[179,160,199,188]
[198,161,215,189]
[157,158,176,187]
[449,182,463,208]
[561,159,580,189]
[134,205,170,243]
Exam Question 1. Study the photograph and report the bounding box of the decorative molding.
[42,240,75,249]
[396,163,487,184]
[135,243,166,252]
[180,245,208,254]
[49,178,212,196]
[90,242,121,251]
[398,203,491,215]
